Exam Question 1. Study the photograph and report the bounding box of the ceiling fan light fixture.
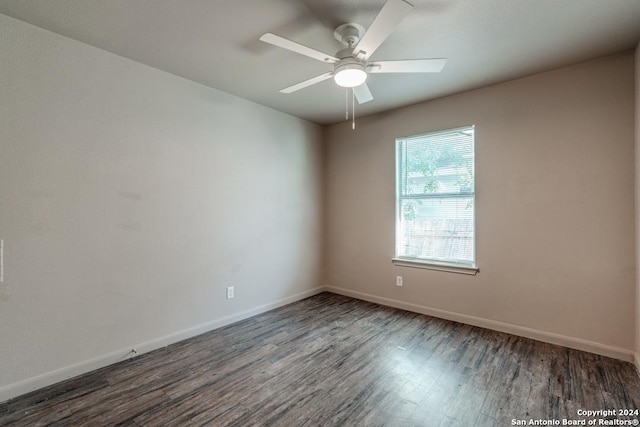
[334,63,367,88]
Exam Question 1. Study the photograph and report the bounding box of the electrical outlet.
[226,286,234,299]
[396,276,403,287]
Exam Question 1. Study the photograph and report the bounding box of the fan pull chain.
[352,88,356,130]
[345,88,349,120]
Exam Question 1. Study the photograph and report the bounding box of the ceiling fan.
[259,0,447,105]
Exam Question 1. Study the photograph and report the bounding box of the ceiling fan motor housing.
[334,56,367,72]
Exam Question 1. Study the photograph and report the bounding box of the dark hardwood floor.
[1,292,639,426]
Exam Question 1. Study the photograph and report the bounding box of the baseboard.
[325,285,634,363]
[0,286,325,404]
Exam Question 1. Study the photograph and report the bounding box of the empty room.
[1,0,640,425]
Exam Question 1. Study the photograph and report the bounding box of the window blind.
[396,126,475,265]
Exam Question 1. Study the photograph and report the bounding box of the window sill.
[391,258,479,275]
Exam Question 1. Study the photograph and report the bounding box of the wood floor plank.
[1,292,639,426]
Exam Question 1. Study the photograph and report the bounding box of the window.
[394,126,476,272]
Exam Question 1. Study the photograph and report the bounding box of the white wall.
[325,51,636,360]
[635,41,640,370]
[0,14,323,401]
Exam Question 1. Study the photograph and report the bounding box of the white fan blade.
[353,83,374,104]
[260,33,339,64]
[354,0,414,59]
[368,58,447,73]
[280,72,333,94]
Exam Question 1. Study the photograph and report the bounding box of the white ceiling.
[1,0,639,125]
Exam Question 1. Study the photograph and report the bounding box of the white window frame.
[392,126,478,275]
